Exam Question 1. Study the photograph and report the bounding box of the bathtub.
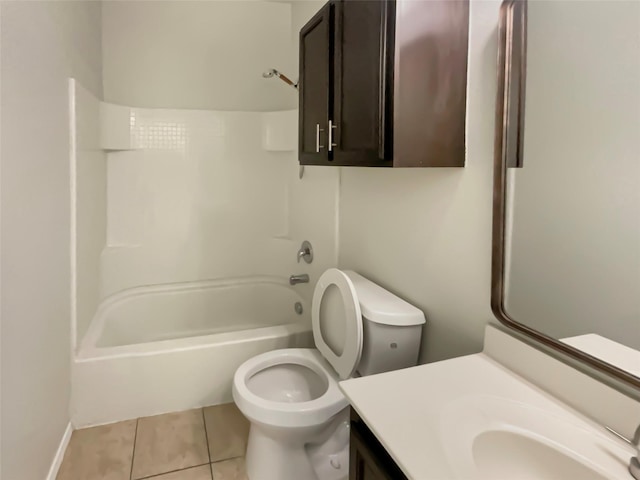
[72,276,313,428]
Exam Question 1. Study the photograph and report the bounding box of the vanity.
[341,326,640,480]
[337,0,640,477]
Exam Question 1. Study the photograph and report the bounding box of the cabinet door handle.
[315,124,325,153]
[328,120,337,151]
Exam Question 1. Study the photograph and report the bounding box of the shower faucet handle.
[297,241,313,264]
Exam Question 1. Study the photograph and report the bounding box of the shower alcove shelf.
[299,0,470,168]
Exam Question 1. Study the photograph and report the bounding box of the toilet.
[232,268,425,480]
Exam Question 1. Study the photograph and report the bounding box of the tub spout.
[289,274,309,285]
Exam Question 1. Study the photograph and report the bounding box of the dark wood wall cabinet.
[299,0,470,168]
[349,409,408,480]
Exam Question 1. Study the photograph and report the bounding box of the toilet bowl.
[233,348,350,480]
[233,269,426,480]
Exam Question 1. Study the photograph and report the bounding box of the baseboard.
[46,422,72,480]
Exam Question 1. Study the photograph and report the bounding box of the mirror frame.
[491,0,640,389]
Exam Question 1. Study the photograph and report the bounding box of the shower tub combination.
[72,276,312,427]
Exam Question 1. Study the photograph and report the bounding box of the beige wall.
[102,1,295,111]
[505,0,640,348]
[338,0,500,364]
[0,2,103,479]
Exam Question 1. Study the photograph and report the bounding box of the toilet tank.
[343,271,426,376]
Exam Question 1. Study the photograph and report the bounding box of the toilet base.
[246,425,320,480]
[245,410,350,480]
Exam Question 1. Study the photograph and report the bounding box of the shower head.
[262,68,298,90]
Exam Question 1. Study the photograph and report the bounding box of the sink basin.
[441,394,633,480]
[473,430,608,480]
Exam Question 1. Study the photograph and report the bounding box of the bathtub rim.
[78,275,310,360]
[77,322,311,361]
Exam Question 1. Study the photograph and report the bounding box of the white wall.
[338,0,500,364]
[99,107,338,304]
[102,1,295,111]
[94,106,338,305]
[0,2,103,479]
[93,0,339,311]
[72,81,107,349]
[505,0,640,348]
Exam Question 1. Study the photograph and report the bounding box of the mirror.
[492,0,640,388]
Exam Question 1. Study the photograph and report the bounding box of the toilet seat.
[233,269,363,429]
[233,269,368,429]
[232,348,348,428]
[312,268,363,380]
[233,268,426,480]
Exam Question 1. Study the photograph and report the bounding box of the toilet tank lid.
[343,270,426,326]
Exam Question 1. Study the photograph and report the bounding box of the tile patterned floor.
[57,404,250,480]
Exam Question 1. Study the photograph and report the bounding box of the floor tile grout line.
[210,454,244,464]
[130,419,139,480]
[136,462,211,480]
[201,407,213,464]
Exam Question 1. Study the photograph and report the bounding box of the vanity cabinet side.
[393,0,469,167]
[349,408,408,480]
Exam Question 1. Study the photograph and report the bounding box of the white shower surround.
[73,277,312,428]
[70,82,339,427]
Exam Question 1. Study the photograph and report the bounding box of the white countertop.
[561,334,640,378]
[339,352,633,480]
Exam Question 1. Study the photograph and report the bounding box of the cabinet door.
[332,0,394,167]
[350,424,402,480]
[349,409,408,480]
[299,3,332,165]
[350,430,389,480]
